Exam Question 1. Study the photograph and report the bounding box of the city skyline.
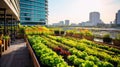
[48,0,120,24]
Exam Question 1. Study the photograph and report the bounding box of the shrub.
[103,34,112,43]
[81,60,96,67]
[3,35,10,40]
[114,34,120,40]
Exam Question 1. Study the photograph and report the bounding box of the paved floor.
[0,39,33,67]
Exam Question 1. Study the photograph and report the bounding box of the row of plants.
[65,36,118,55]
[41,35,97,67]
[65,36,120,54]
[45,35,120,67]
[28,35,69,67]
[23,26,120,67]
[68,55,113,67]
[26,33,120,67]
[66,29,94,41]
[40,36,71,57]
[23,26,53,35]
[65,29,120,45]
[23,25,120,45]
[40,35,114,67]
[41,36,71,50]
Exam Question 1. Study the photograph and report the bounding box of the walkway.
[0,39,33,67]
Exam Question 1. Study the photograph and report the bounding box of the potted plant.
[3,35,10,50]
[54,30,60,36]
[103,34,112,44]
[113,34,120,46]
[0,39,2,57]
[60,30,65,36]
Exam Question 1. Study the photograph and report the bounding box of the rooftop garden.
[22,26,120,67]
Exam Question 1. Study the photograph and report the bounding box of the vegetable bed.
[27,35,120,67]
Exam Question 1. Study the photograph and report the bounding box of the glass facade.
[20,0,48,25]
[115,10,120,25]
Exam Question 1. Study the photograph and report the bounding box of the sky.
[48,0,120,24]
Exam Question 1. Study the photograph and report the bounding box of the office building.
[65,20,70,26]
[20,0,48,25]
[59,21,64,26]
[80,12,104,26]
[89,12,103,26]
[0,0,20,35]
[115,10,120,25]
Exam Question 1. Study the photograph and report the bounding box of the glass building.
[20,0,48,25]
[115,10,120,25]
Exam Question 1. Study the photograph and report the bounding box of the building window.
[24,13,27,16]
[40,19,44,21]
[25,18,30,20]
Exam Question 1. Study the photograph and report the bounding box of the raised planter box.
[83,36,94,41]
[54,30,60,36]
[72,34,83,39]
[65,32,73,36]
[26,38,40,67]
[5,39,8,50]
[103,38,112,44]
[0,44,2,57]
[93,41,120,50]
[113,39,120,46]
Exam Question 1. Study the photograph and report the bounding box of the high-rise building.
[89,12,103,26]
[0,0,20,35]
[115,10,120,25]
[65,20,70,26]
[59,21,64,26]
[20,0,48,25]
[80,12,104,26]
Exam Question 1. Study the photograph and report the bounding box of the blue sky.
[48,0,120,24]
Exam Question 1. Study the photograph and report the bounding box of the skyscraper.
[115,10,120,25]
[89,12,103,26]
[59,21,64,26]
[20,0,48,25]
[65,20,70,26]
